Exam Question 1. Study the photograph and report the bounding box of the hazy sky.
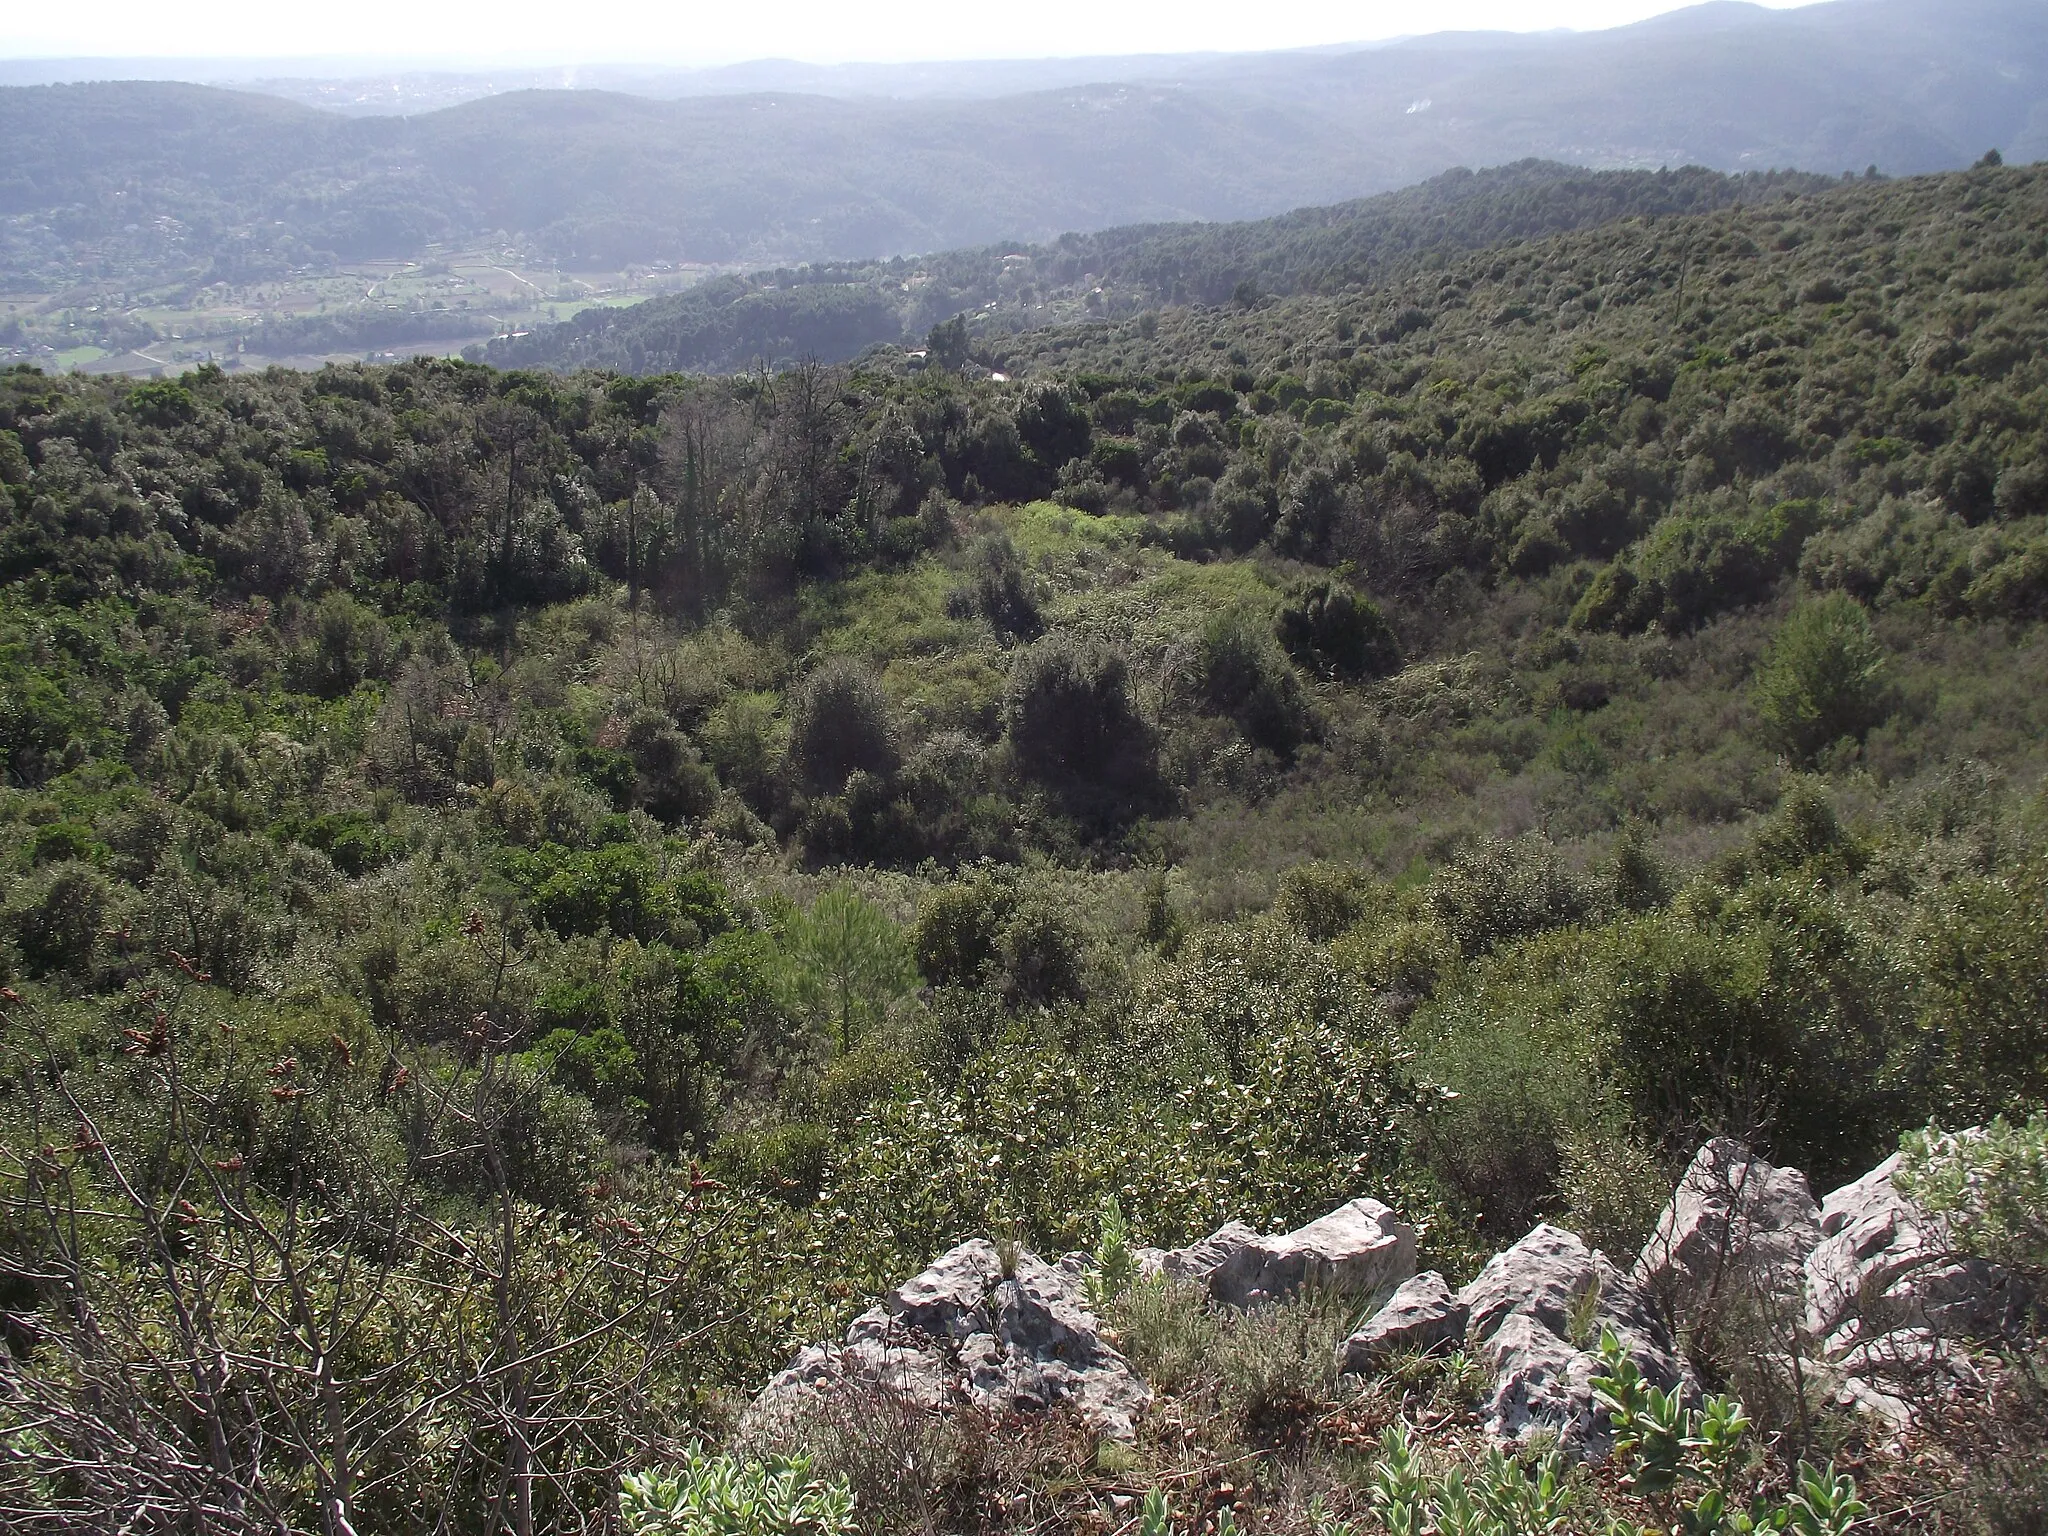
[3,0,1835,66]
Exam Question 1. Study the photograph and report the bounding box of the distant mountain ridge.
[0,0,2042,291]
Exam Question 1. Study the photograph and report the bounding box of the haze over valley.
[2,0,2043,373]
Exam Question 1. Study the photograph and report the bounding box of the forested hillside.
[489,161,1843,374]
[2,157,2046,1531]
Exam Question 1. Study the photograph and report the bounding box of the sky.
[2,0,1836,67]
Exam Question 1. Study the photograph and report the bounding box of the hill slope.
[1,0,2043,295]
[485,161,1844,373]
[2,156,2046,1532]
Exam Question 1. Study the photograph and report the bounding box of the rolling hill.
[1,0,2043,295]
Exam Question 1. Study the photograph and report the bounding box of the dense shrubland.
[1,160,2046,1531]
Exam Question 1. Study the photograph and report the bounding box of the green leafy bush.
[1897,1116,2048,1285]
[1199,609,1317,758]
[788,659,899,795]
[1590,1330,1866,1536]
[1751,595,1892,764]
[1275,576,1402,679]
[1004,632,1153,794]
[619,1447,855,1536]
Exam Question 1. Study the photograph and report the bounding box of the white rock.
[1163,1199,1417,1308]
[1798,1140,2020,1432]
[1457,1223,1689,1453]
[1803,1149,2018,1344]
[1336,1270,1468,1374]
[742,1238,1151,1444]
[1635,1138,1821,1328]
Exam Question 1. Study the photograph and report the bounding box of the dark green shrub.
[912,873,1015,988]
[1274,577,1401,679]
[623,709,719,824]
[1088,437,1147,488]
[513,844,733,945]
[787,659,898,795]
[951,533,1042,641]
[1425,836,1597,956]
[293,592,395,698]
[290,810,402,876]
[1573,499,1821,633]
[999,891,1087,1008]
[1198,610,1315,759]
[1964,534,2048,620]
[1596,888,1903,1179]
[498,1068,606,1207]
[1004,633,1152,791]
[529,1023,641,1113]
[8,861,114,976]
[1416,928,1620,1233]
[1912,856,2048,1122]
[29,820,105,866]
[1015,380,1092,469]
[1752,594,1893,764]
[699,692,782,816]
[1273,861,1374,941]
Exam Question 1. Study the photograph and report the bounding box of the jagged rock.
[1457,1223,1689,1452]
[1824,1328,1986,1432]
[1475,1312,1590,1442]
[888,1238,1006,1339]
[1158,1221,1261,1289]
[1635,1138,1822,1328]
[1161,1199,1417,1308]
[1803,1148,2020,1346]
[1797,1142,2021,1433]
[1336,1270,1468,1373]
[741,1239,1151,1445]
[962,1251,1151,1437]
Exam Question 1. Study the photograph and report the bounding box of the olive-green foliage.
[1107,1276,1222,1397]
[1909,855,2048,1121]
[1898,1116,2048,1285]
[909,870,1088,1006]
[536,846,723,942]
[1198,609,1316,759]
[787,659,899,796]
[999,887,1090,1008]
[911,871,1015,988]
[1274,861,1378,942]
[1557,1126,1671,1259]
[624,708,722,824]
[950,532,1042,641]
[1752,595,1894,764]
[1003,631,1154,797]
[1573,498,1821,636]
[1425,837,1597,958]
[1275,577,1402,679]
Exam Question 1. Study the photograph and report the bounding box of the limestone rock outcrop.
[1457,1223,1690,1451]
[1799,1145,2021,1429]
[1334,1270,1467,1372]
[742,1238,1150,1443]
[1158,1198,1417,1308]
[1634,1137,1822,1325]
[1334,1221,1690,1454]
[1623,1134,2024,1433]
